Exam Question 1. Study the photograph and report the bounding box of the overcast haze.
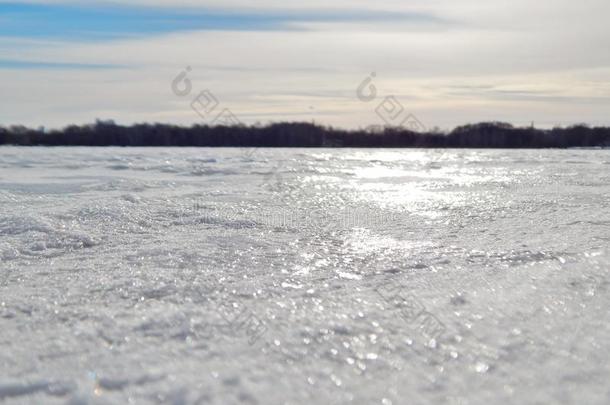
[1,0,610,129]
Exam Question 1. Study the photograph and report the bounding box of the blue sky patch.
[0,2,444,40]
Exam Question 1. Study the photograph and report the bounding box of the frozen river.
[0,147,609,404]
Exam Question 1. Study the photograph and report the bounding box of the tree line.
[1,121,609,148]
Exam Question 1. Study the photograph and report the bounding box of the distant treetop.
[1,121,609,148]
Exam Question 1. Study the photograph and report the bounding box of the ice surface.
[0,147,609,404]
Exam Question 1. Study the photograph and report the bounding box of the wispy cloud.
[0,2,445,40]
[0,58,124,70]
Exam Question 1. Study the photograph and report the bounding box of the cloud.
[0,0,609,128]
[0,59,123,70]
[0,2,448,40]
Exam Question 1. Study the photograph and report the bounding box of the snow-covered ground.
[0,147,609,404]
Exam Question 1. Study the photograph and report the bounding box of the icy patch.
[0,147,609,404]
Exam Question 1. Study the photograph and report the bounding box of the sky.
[1,0,610,130]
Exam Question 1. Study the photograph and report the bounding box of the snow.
[0,147,609,404]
